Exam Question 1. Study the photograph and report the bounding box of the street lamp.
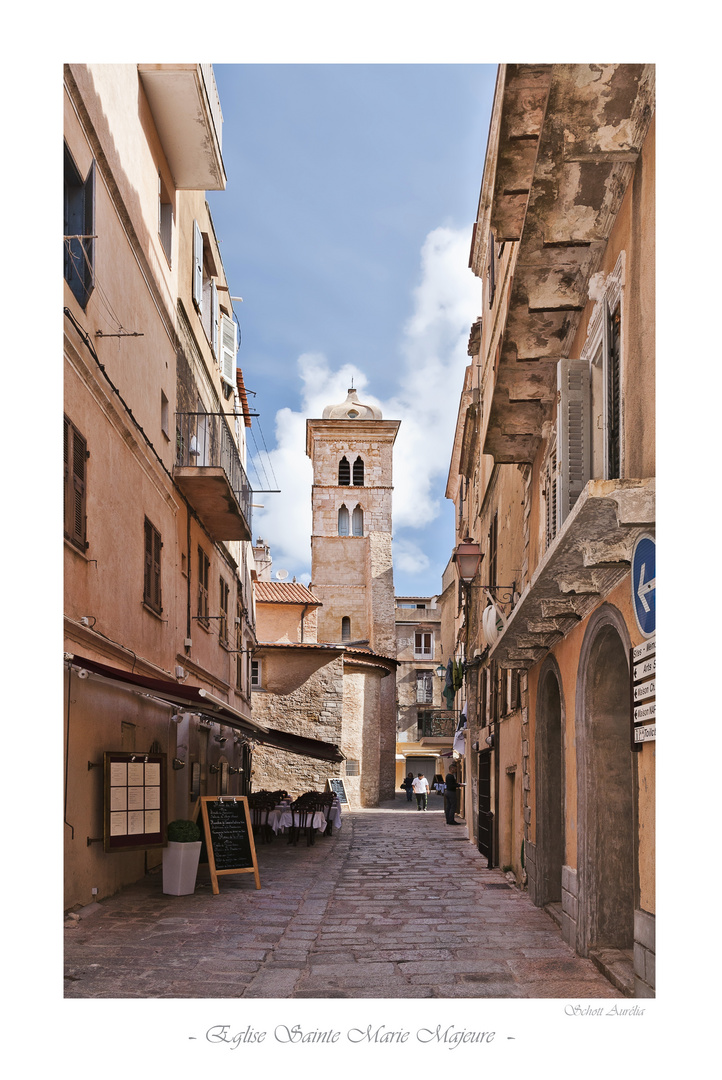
[435,663,446,680]
[453,537,517,607]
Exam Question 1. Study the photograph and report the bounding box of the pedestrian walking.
[400,771,414,802]
[444,764,461,824]
[412,772,430,811]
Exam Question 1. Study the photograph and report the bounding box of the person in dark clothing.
[401,771,414,802]
[444,765,461,824]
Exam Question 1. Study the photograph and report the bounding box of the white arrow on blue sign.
[631,534,655,638]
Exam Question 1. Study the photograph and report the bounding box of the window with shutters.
[353,456,364,485]
[251,659,262,688]
[338,504,350,536]
[352,505,364,536]
[192,220,223,363]
[64,144,95,308]
[64,417,88,551]
[197,547,210,627]
[414,631,433,659]
[581,252,625,484]
[219,576,230,645]
[416,670,434,704]
[338,456,350,485]
[143,518,162,614]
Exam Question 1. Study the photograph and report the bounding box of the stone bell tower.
[306,388,400,654]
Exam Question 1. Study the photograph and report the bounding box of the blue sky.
[207,64,496,595]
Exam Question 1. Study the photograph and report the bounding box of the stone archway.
[576,605,634,956]
[534,656,565,908]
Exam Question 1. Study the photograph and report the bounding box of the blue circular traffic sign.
[631,534,655,637]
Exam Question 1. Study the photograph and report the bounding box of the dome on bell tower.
[322,388,382,420]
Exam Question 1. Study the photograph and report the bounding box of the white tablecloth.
[271,809,328,833]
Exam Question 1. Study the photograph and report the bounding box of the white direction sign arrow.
[637,563,656,613]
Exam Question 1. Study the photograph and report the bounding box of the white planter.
[162,841,202,895]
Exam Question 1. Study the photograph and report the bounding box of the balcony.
[476,64,655,464]
[417,710,458,741]
[488,478,654,669]
[174,413,252,542]
[138,64,226,190]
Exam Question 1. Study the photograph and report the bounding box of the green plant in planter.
[167,819,200,843]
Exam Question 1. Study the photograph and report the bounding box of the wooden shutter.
[557,358,591,524]
[220,314,237,384]
[488,230,496,308]
[144,519,161,612]
[544,443,558,550]
[211,281,219,358]
[338,456,350,485]
[605,305,622,480]
[353,456,364,485]
[352,505,363,536]
[193,220,203,312]
[64,418,87,549]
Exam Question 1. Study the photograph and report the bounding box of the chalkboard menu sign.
[327,778,348,804]
[199,796,260,894]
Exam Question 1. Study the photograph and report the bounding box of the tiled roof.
[254,581,321,606]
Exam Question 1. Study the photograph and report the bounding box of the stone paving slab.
[65,799,622,1000]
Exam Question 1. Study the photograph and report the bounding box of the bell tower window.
[338,504,350,536]
[352,505,364,536]
[353,456,364,485]
[338,456,350,485]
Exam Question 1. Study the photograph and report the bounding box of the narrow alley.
[64,796,621,999]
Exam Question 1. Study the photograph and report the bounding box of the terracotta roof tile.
[254,581,321,606]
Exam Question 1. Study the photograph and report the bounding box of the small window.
[143,518,162,613]
[158,172,173,264]
[352,505,364,536]
[341,617,351,641]
[338,505,350,536]
[197,547,210,626]
[219,576,230,645]
[64,144,95,308]
[251,660,262,688]
[64,416,88,551]
[345,759,360,776]
[414,632,433,659]
[161,391,170,439]
[353,456,364,485]
[338,456,350,485]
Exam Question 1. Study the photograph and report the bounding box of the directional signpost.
[630,534,656,748]
[632,534,655,638]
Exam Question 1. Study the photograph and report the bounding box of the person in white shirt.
[412,773,430,811]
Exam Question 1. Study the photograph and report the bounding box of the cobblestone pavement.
[64,797,622,999]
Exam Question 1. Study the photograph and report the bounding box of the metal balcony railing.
[176,412,252,532]
[417,711,459,739]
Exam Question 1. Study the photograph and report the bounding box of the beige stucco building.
[63,65,338,911]
[393,597,456,792]
[445,64,655,997]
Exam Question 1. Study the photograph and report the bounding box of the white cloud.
[248,226,479,583]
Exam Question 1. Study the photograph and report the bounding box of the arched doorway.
[535,658,564,908]
[576,605,634,955]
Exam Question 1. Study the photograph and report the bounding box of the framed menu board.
[327,778,348,804]
[103,752,167,853]
[199,796,260,894]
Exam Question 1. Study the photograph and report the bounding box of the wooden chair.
[287,800,316,846]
